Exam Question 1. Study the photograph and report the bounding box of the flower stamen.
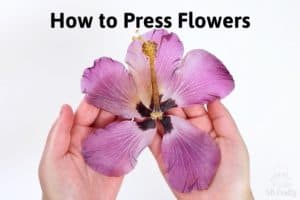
[142,40,163,120]
[150,111,163,120]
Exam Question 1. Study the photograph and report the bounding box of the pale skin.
[39,101,122,200]
[39,100,253,200]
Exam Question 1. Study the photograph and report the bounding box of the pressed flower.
[81,29,234,193]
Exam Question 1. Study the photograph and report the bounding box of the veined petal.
[125,40,152,107]
[82,120,156,176]
[147,30,184,98]
[161,116,220,193]
[144,29,183,80]
[81,57,140,118]
[125,29,184,107]
[161,49,234,106]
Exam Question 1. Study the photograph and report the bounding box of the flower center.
[150,111,163,120]
[142,40,163,120]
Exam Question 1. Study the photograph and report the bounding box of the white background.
[0,0,299,199]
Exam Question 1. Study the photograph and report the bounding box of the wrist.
[42,193,49,200]
[246,190,254,200]
[229,185,253,200]
[240,184,254,200]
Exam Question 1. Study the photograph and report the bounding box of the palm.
[59,125,123,200]
[39,102,123,200]
[150,101,250,200]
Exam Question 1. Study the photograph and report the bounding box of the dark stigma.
[160,116,173,133]
[136,102,152,117]
[137,119,156,130]
[160,98,177,112]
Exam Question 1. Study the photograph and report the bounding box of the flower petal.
[161,49,234,107]
[125,29,184,107]
[81,57,141,118]
[82,120,156,176]
[161,115,220,192]
[125,40,152,107]
[144,29,184,82]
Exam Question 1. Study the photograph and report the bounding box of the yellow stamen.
[141,40,163,120]
[151,111,163,120]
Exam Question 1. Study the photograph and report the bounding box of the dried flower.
[81,29,234,193]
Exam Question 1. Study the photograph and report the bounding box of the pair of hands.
[39,100,253,200]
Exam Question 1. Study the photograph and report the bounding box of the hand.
[39,101,122,200]
[150,100,253,200]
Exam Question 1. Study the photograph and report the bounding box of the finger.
[188,116,212,134]
[46,104,74,159]
[70,110,117,153]
[93,110,116,128]
[149,120,168,175]
[207,100,240,139]
[183,105,213,136]
[74,99,100,126]
[209,130,217,139]
[149,133,162,159]
[149,132,168,175]
[69,125,92,153]
[183,104,207,119]
[166,107,187,118]
[70,100,99,153]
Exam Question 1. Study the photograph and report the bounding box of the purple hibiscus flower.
[81,29,234,193]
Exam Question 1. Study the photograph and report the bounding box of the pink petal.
[81,57,141,118]
[143,29,184,81]
[161,49,234,107]
[146,30,184,97]
[82,120,156,176]
[125,40,152,107]
[161,116,220,192]
[125,29,183,107]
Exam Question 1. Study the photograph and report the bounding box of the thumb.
[149,126,166,174]
[45,104,74,159]
[207,100,240,140]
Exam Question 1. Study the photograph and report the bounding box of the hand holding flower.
[150,100,253,200]
[39,28,253,200]
[39,102,123,200]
